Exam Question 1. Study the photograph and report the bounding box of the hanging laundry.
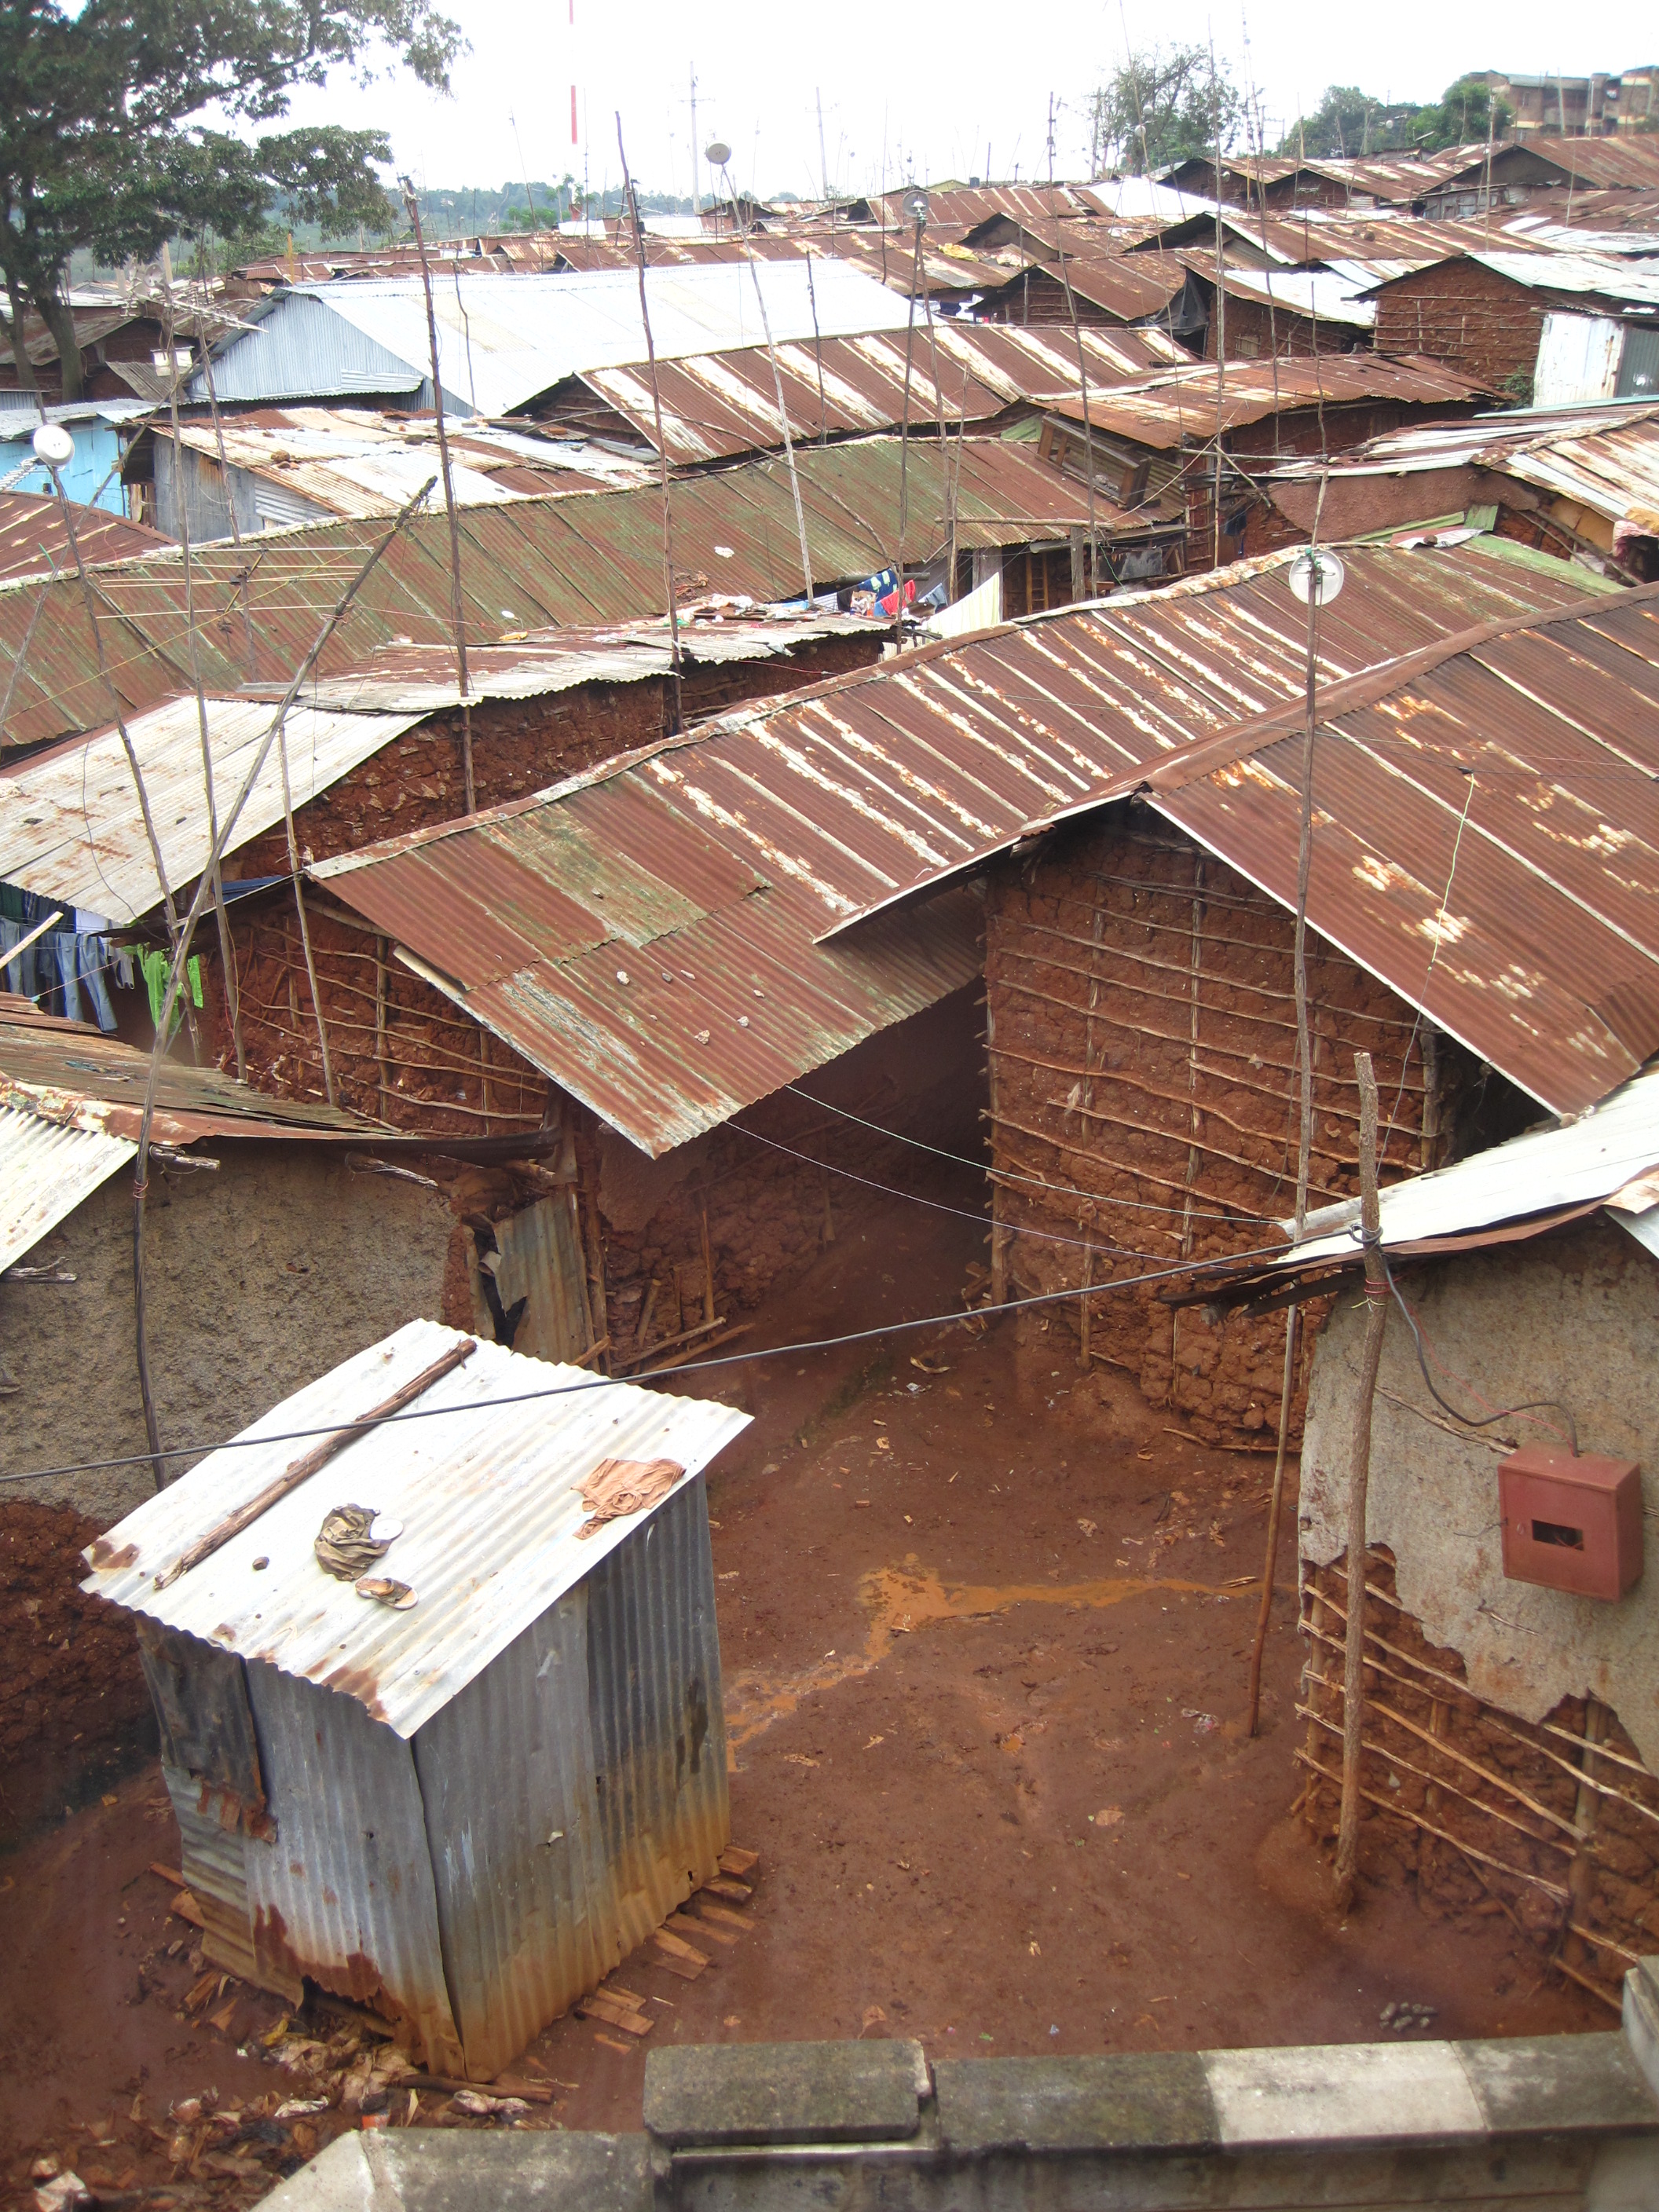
[137,947,203,1038]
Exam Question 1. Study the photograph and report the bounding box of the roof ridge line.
[1143,573,1659,797]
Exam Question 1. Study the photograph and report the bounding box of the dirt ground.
[0,1184,1599,2204]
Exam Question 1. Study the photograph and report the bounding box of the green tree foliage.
[1280,75,1514,160]
[1090,44,1242,176]
[0,0,462,396]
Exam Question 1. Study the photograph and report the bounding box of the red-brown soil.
[0,1185,1599,2202]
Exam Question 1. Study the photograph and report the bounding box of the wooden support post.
[582,1178,610,1375]
[700,1197,717,1327]
[1068,526,1086,606]
[1333,1050,1388,1917]
[374,936,390,1117]
[1557,1698,1606,1979]
[1078,1233,1092,1372]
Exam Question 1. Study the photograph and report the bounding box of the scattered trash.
[1380,2000,1438,2033]
[576,1456,683,1538]
[273,2099,328,2121]
[1077,1519,1098,1538]
[33,2174,90,2212]
[1090,1807,1123,1828]
[354,1575,417,1610]
[1182,1708,1219,1734]
[314,1504,397,1581]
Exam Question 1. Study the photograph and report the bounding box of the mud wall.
[984,811,1446,1446]
[1299,1551,1659,2012]
[1372,260,1551,392]
[587,988,987,1368]
[1299,1217,1659,1767]
[0,1144,453,1523]
[230,635,882,880]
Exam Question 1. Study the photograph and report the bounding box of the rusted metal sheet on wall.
[136,1621,266,1816]
[584,1474,728,1954]
[159,1762,267,1990]
[467,1191,594,1364]
[241,1661,466,2073]
[412,1588,620,2079]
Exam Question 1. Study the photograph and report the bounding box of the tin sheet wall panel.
[584,1475,728,1952]
[243,1662,465,2071]
[412,1587,618,2078]
[486,1191,595,1365]
[159,1762,266,1989]
[0,1104,132,1273]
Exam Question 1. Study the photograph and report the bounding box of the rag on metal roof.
[1192,262,1379,329]
[82,1317,750,1740]
[309,540,1592,1156]
[0,694,423,921]
[0,438,1101,752]
[197,263,914,415]
[555,320,1188,465]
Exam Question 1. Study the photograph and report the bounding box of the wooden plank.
[670,1911,736,1948]
[652,1926,712,1965]
[700,1875,753,1904]
[577,1994,653,2036]
[690,1899,750,1934]
[719,1846,760,1877]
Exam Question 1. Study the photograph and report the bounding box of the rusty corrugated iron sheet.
[563,320,1188,464]
[0,438,1100,750]
[0,1099,134,1270]
[1262,398,1659,530]
[82,1319,749,1738]
[86,1320,744,2076]
[309,539,1589,1155]
[1045,354,1487,449]
[0,493,167,584]
[0,1002,372,1148]
[797,550,1650,1118]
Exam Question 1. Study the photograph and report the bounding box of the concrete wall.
[1300,1215,1659,1771]
[0,1143,454,1523]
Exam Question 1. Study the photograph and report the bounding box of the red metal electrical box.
[1499,1448,1643,1601]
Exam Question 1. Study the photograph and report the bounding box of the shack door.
[467,1192,595,1363]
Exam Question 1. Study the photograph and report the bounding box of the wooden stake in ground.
[1333,1050,1388,1915]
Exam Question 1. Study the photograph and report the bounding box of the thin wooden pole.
[401,181,475,812]
[617,119,683,733]
[1245,474,1328,1734]
[1333,1049,1387,1915]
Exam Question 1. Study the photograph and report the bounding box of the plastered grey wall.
[0,1145,453,1527]
[1300,1217,1659,1772]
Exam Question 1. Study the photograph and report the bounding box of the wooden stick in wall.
[1334,1050,1387,1917]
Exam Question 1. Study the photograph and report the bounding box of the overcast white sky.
[282,2,1657,207]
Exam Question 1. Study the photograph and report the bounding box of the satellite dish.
[901,185,930,227]
[1287,548,1346,606]
[705,140,732,167]
[31,423,75,469]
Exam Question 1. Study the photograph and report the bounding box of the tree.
[1406,75,1514,153]
[1278,75,1513,163]
[1089,44,1241,177]
[1285,86,1419,160]
[0,0,462,397]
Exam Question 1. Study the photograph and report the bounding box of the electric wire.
[1,1232,1292,1489]
[1376,1243,1577,1454]
[776,1081,1280,1226]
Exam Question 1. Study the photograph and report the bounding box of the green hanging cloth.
[137,948,203,1038]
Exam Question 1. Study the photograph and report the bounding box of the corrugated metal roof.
[0,1098,134,1270]
[1194,262,1378,328]
[81,1317,750,1739]
[200,264,914,416]
[309,540,1588,1155]
[1364,251,1659,309]
[0,694,423,922]
[1044,354,1485,449]
[1274,1062,1659,1267]
[1491,134,1659,192]
[156,408,655,514]
[0,436,1100,752]
[564,320,1189,464]
[0,996,369,1144]
[0,493,167,584]
[276,607,887,714]
[1260,398,1659,528]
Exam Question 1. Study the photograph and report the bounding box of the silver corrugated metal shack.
[82,1319,749,2078]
